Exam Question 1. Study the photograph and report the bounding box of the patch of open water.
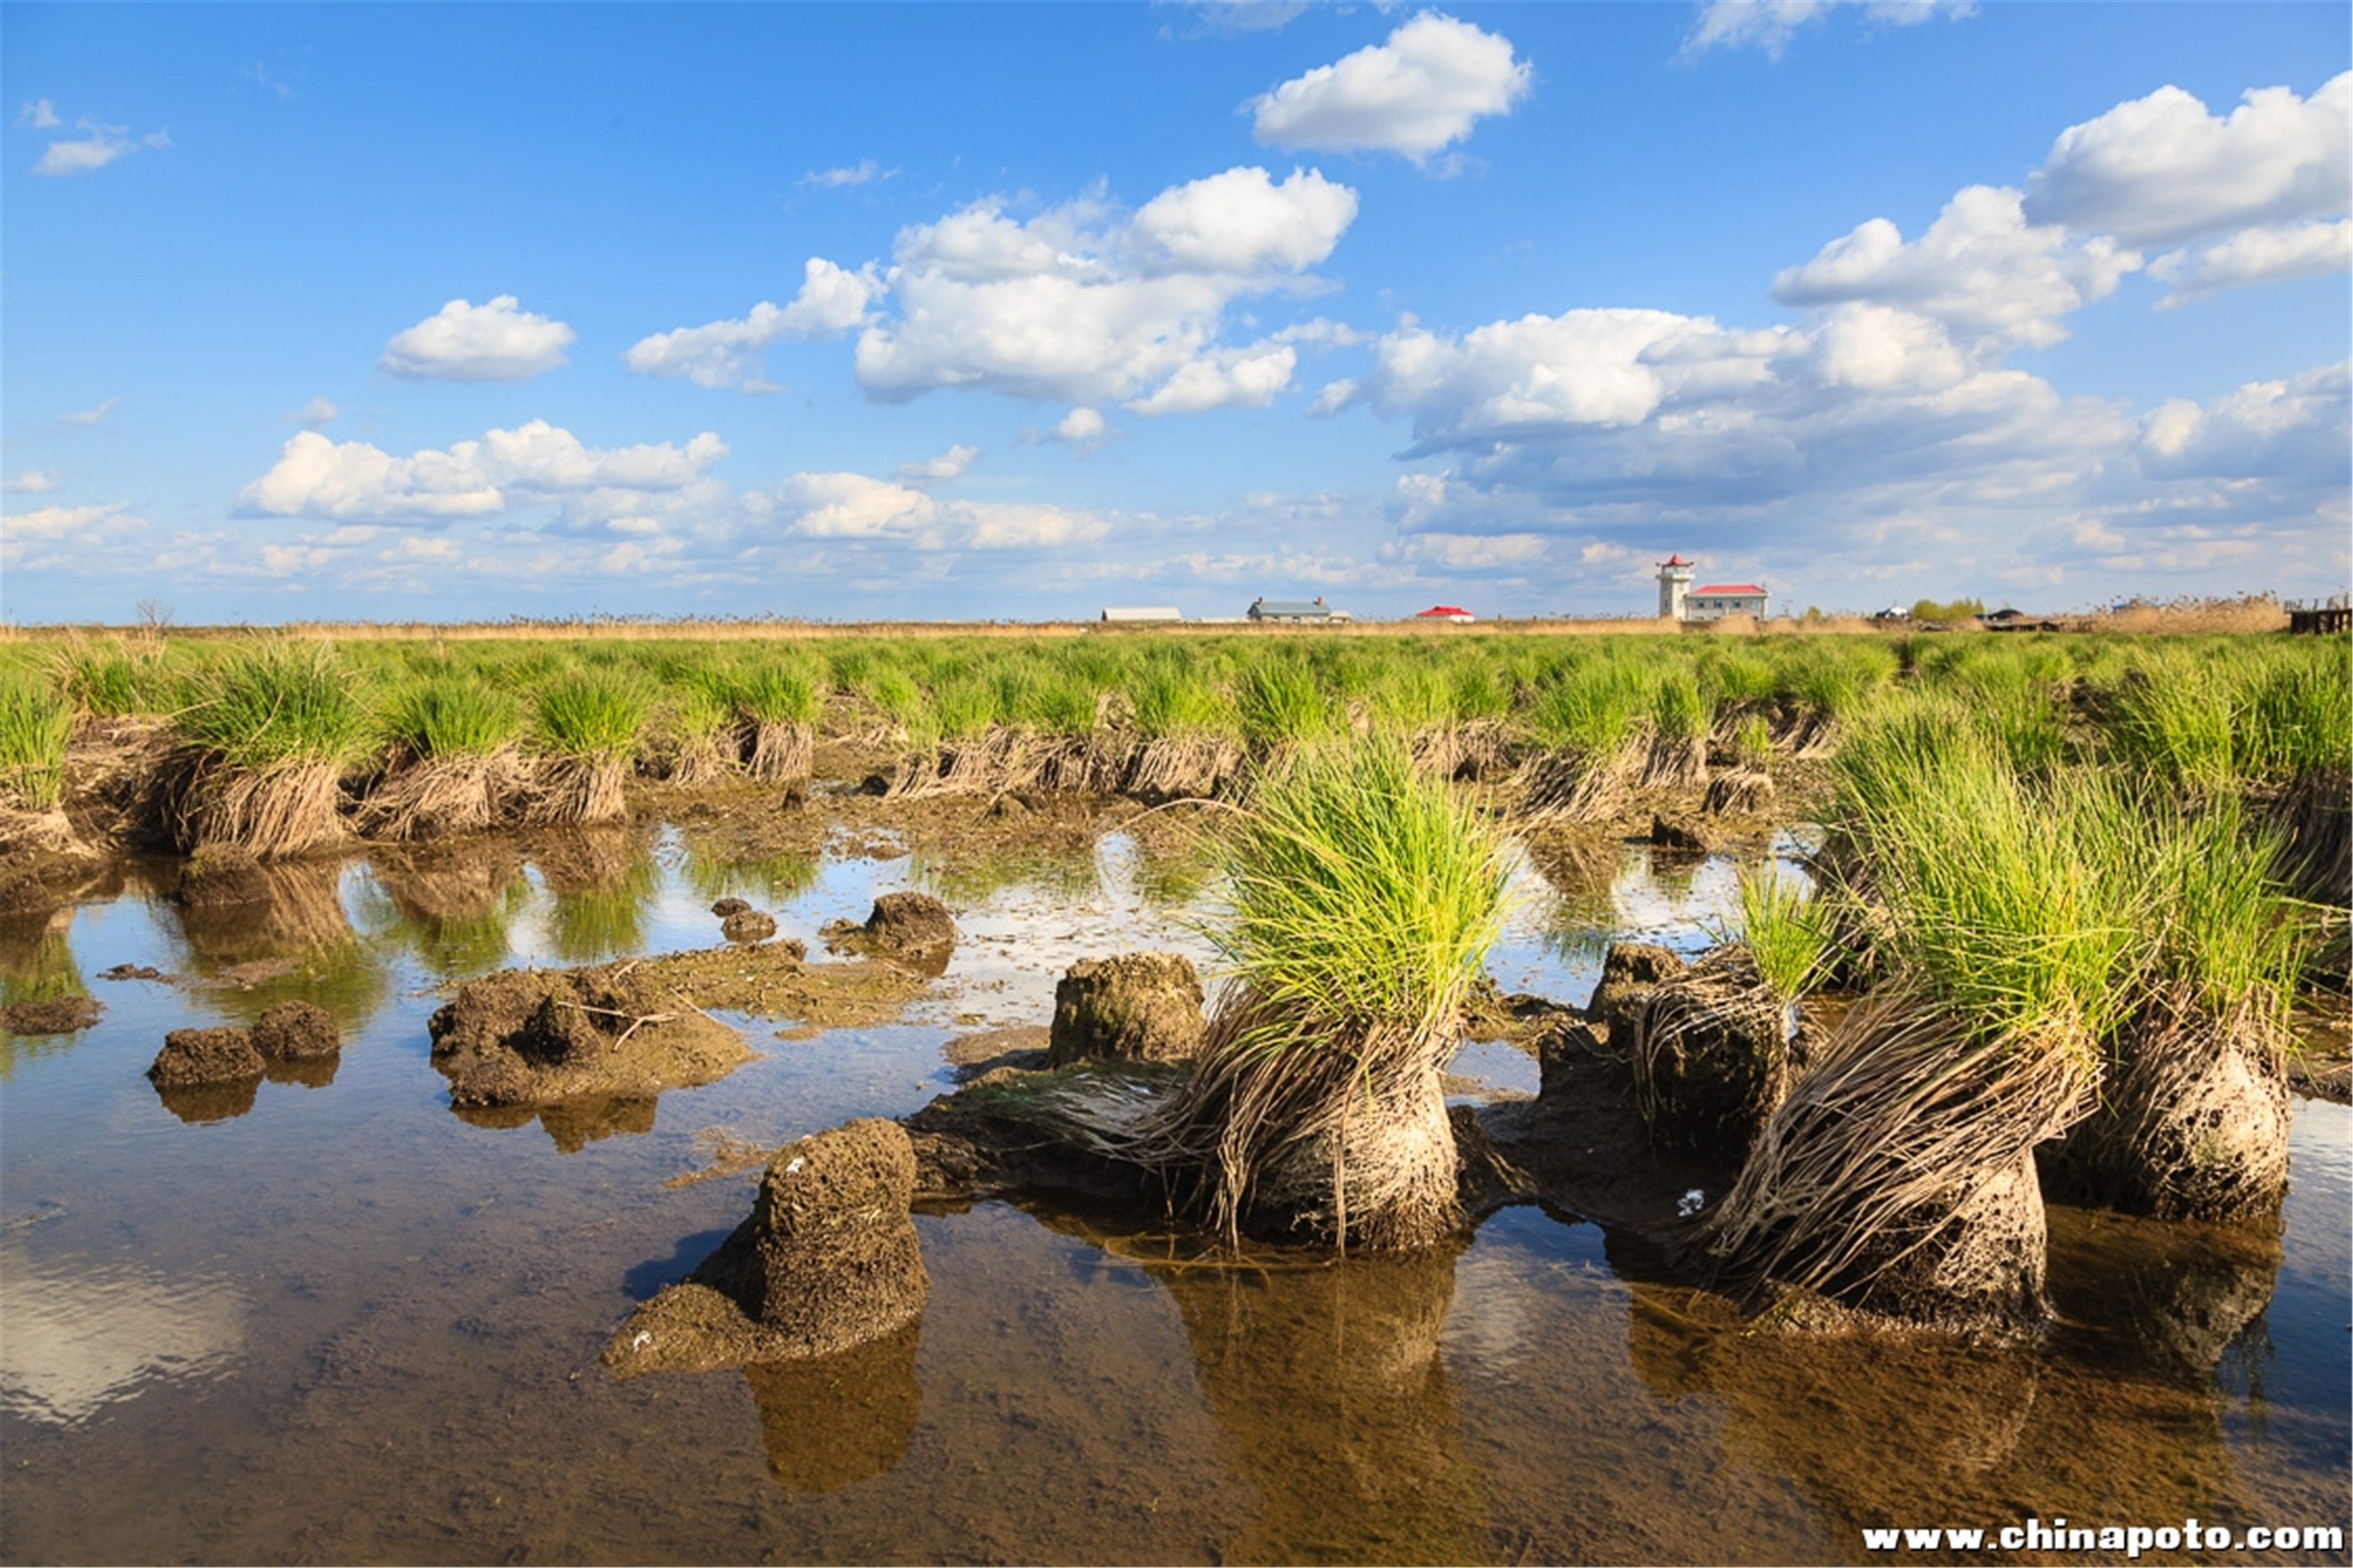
[1,824,2345,1564]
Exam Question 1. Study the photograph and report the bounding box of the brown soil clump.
[1587,941,1688,1037]
[1047,952,1205,1067]
[427,962,753,1109]
[148,1025,265,1087]
[1629,945,1793,1159]
[603,1118,928,1374]
[636,942,928,1031]
[844,891,957,955]
[0,996,102,1034]
[1649,814,1711,854]
[708,897,751,917]
[252,998,339,1060]
[719,908,779,945]
[2042,998,2291,1221]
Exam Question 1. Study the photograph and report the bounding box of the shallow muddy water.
[2,823,2345,1566]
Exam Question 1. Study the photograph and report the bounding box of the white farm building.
[1657,554,1767,622]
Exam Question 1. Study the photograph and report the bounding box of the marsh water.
[2,820,2346,1565]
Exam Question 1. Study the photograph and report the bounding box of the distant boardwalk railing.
[2287,595,2351,635]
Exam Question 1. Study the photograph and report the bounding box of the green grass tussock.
[0,675,76,810]
[176,641,375,772]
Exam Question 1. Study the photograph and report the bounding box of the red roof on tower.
[1659,554,1692,567]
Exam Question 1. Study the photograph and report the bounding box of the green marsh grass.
[1132,739,1515,1248]
[0,675,75,810]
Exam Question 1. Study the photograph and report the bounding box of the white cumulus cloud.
[851,168,1353,410]
[2135,361,2350,481]
[760,470,1108,550]
[1773,185,2141,348]
[1248,11,1531,162]
[894,444,980,485]
[1051,407,1109,449]
[801,158,894,189]
[237,420,727,523]
[2,501,145,567]
[2,469,60,495]
[1132,165,1358,273]
[1126,343,1297,416]
[379,296,577,383]
[1683,0,1976,60]
[2024,73,2350,247]
[623,260,884,390]
[2151,218,2353,308]
[28,108,171,177]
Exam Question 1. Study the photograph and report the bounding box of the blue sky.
[4,2,2346,624]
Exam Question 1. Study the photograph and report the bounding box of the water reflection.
[0,1241,246,1426]
[168,859,391,1029]
[740,1318,924,1493]
[1606,1204,2291,1548]
[534,828,662,963]
[451,1093,660,1152]
[677,827,822,909]
[911,842,1103,906]
[2047,1207,2283,1388]
[361,842,531,978]
[1033,1207,1483,1564]
[0,907,92,1079]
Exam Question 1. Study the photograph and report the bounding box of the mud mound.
[1587,941,1688,1037]
[148,1026,264,1087]
[0,996,102,1034]
[834,891,957,956]
[603,1118,928,1374]
[427,962,752,1109]
[1047,952,1205,1067]
[1630,945,1792,1158]
[720,908,779,945]
[1650,815,1711,854]
[2042,1000,2290,1222]
[252,999,339,1060]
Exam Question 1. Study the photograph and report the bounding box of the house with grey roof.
[1247,595,1352,624]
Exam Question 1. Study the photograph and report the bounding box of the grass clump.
[172,642,374,856]
[1736,862,1830,1004]
[532,671,652,761]
[360,677,525,841]
[386,678,520,760]
[0,675,75,810]
[178,641,374,773]
[1127,740,1513,1250]
[526,671,651,825]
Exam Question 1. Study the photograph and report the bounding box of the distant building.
[1656,554,1695,619]
[1100,606,1181,623]
[1657,554,1766,622]
[1248,596,1352,624]
[1414,605,1475,623]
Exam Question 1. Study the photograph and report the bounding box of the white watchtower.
[1657,554,1694,620]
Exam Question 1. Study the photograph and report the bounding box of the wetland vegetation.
[0,618,2345,1563]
